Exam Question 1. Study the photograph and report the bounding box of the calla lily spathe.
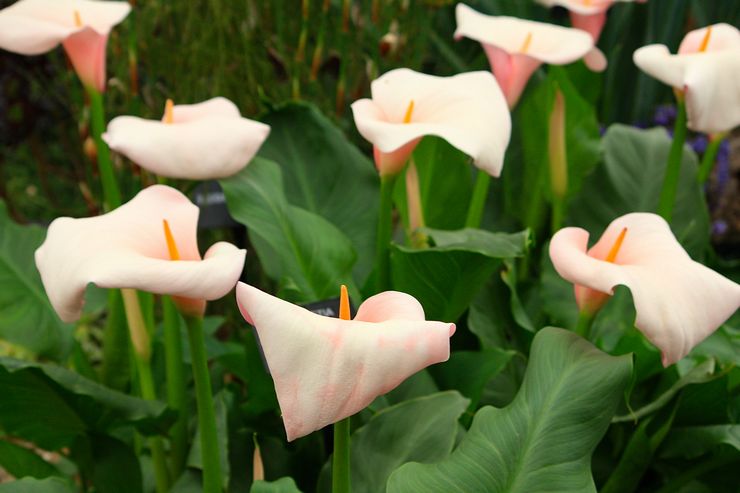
[235,283,454,441]
[633,24,740,134]
[0,0,130,92]
[35,185,246,323]
[549,213,740,366]
[351,68,511,177]
[103,97,270,180]
[536,0,646,41]
[455,3,606,108]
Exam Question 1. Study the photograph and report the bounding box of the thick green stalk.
[465,170,491,229]
[550,197,564,234]
[185,315,223,493]
[405,160,428,248]
[574,310,595,340]
[548,86,568,234]
[120,289,170,493]
[163,296,188,477]
[375,173,399,292]
[696,134,725,184]
[332,417,351,493]
[86,86,121,210]
[657,100,687,222]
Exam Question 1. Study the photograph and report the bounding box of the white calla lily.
[35,185,246,322]
[351,68,510,177]
[236,283,454,441]
[550,213,740,366]
[103,97,270,180]
[633,23,740,134]
[0,0,130,91]
[455,3,606,107]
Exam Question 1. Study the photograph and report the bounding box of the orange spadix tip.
[520,32,533,54]
[73,10,82,27]
[698,26,712,53]
[403,100,415,124]
[162,219,181,261]
[164,99,174,124]
[339,285,350,320]
[605,227,628,263]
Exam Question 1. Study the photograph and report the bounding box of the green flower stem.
[310,0,331,81]
[86,86,121,210]
[100,289,130,391]
[696,133,725,184]
[163,296,188,477]
[465,170,491,229]
[332,417,351,493]
[293,0,310,98]
[184,314,223,493]
[574,310,595,340]
[335,0,351,115]
[375,173,399,292]
[120,289,170,493]
[657,99,687,222]
[550,196,564,234]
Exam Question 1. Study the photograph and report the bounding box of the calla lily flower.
[235,282,454,441]
[351,68,510,177]
[454,3,607,108]
[549,213,740,366]
[536,0,647,42]
[0,0,131,92]
[103,97,270,180]
[35,184,246,323]
[633,24,740,134]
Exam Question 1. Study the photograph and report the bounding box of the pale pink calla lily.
[103,97,270,180]
[0,0,131,92]
[351,68,510,177]
[455,3,607,108]
[536,1,647,41]
[35,185,246,323]
[235,283,454,441]
[633,24,740,134]
[549,213,740,366]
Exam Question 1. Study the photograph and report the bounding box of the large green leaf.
[390,229,530,321]
[0,477,75,493]
[0,202,72,360]
[659,425,740,459]
[569,125,709,258]
[258,103,379,282]
[220,157,358,302]
[321,391,469,493]
[0,357,173,450]
[428,349,515,415]
[387,327,633,493]
[251,477,303,493]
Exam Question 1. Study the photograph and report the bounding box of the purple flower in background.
[716,139,731,190]
[653,104,677,127]
[713,219,729,236]
[690,134,708,154]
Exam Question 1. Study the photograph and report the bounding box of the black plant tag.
[192,181,239,230]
